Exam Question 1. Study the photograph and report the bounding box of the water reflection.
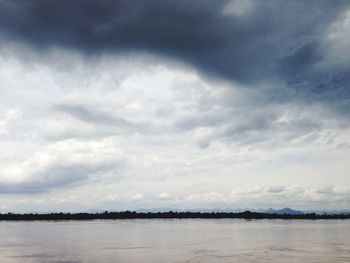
[0,219,349,263]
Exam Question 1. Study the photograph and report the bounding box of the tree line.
[0,211,349,220]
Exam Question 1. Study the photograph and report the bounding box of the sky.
[0,0,349,212]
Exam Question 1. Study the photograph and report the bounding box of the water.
[0,219,349,262]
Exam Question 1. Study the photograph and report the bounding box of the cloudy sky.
[0,0,349,212]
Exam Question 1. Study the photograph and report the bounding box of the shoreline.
[1,211,350,221]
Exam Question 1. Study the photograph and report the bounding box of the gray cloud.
[0,162,117,194]
[55,103,135,128]
[0,0,349,109]
[172,83,330,148]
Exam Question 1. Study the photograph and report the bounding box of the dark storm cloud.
[0,162,117,194]
[0,0,349,106]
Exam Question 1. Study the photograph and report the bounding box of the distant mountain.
[134,207,304,215]
[262,208,304,215]
[86,207,350,215]
[86,208,106,214]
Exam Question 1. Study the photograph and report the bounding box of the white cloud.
[326,9,350,65]
[223,0,255,16]
[132,193,144,201]
[158,192,171,200]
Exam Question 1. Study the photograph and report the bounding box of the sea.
[0,219,349,262]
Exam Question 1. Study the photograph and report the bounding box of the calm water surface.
[0,219,349,262]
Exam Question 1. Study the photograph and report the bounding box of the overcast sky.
[0,0,349,212]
